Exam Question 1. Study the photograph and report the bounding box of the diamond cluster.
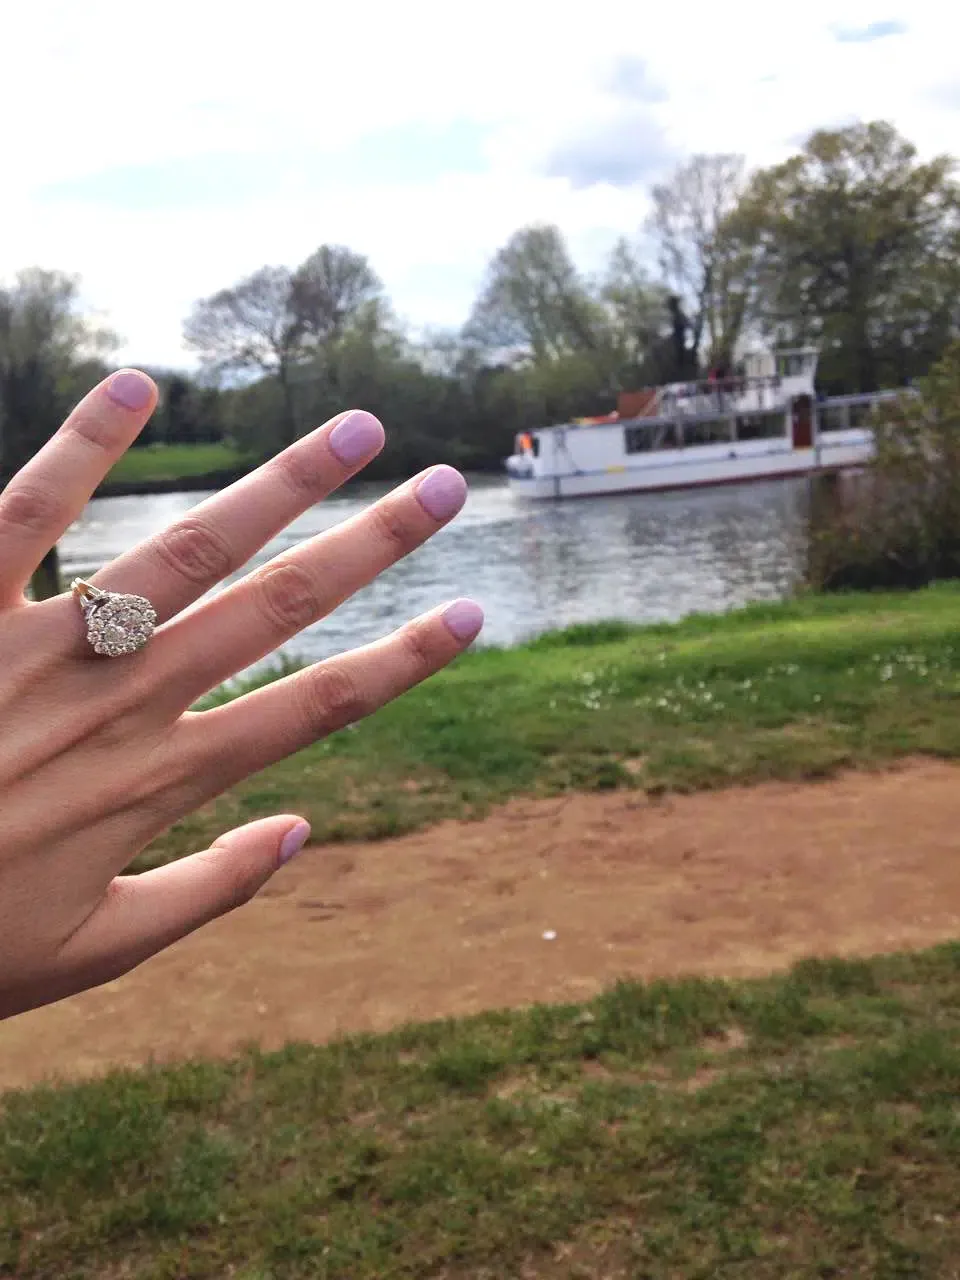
[85,592,157,657]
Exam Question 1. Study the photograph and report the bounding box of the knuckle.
[273,446,327,500]
[0,484,66,534]
[369,499,420,560]
[69,410,117,452]
[399,620,440,674]
[154,518,233,587]
[254,562,320,633]
[214,853,264,913]
[297,664,369,736]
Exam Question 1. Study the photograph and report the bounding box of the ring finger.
[149,465,468,707]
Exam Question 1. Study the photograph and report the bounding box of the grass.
[6,944,960,1276]
[8,587,960,1275]
[138,580,960,869]
[104,442,251,486]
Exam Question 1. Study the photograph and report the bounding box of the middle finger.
[86,408,386,624]
[149,465,468,707]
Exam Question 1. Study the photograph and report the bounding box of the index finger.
[0,371,157,606]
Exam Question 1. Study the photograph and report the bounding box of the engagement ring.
[71,579,157,657]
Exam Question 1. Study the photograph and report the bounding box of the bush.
[809,341,960,590]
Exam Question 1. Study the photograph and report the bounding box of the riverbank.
[142,581,960,869]
[94,441,506,497]
[96,442,252,497]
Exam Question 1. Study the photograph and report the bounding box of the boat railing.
[816,390,905,433]
[657,375,786,418]
[566,388,906,436]
[618,402,785,432]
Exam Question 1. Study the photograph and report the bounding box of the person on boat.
[0,371,483,1020]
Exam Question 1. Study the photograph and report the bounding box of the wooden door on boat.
[791,395,813,449]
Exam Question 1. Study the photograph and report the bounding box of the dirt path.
[4,759,960,1091]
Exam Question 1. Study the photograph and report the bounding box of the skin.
[0,370,483,1021]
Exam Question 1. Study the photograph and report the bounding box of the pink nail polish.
[278,820,311,866]
[107,370,153,411]
[443,599,484,643]
[328,410,384,466]
[416,467,467,521]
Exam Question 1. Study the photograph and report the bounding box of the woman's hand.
[0,370,482,1020]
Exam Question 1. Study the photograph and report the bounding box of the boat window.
[734,412,786,441]
[848,402,875,430]
[775,351,817,378]
[681,419,734,447]
[817,405,849,433]
[624,422,677,453]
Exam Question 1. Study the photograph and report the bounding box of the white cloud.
[2,0,959,367]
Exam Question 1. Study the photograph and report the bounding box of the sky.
[1,0,959,370]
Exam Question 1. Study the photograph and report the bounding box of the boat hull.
[507,435,874,500]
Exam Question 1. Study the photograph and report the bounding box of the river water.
[60,475,810,666]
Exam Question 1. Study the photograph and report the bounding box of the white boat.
[504,348,892,500]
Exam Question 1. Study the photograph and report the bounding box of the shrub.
[809,341,960,590]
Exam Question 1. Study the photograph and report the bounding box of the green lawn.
[141,581,960,869]
[104,442,251,486]
[5,944,960,1277]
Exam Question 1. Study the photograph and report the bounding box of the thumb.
[61,815,311,985]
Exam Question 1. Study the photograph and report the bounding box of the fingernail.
[278,820,311,866]
[443,598,484,643]
[328,410,384,466]
[107,370,153,411]
[416,466,467,521]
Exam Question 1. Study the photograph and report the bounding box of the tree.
[0,269,115,599]
[465,225,603,362]
[184,266,303,450]
[596,239,671,386]
[648,154,749,372]
[290,245,383,345]
[186,248,387,453]
[733,121,960,393]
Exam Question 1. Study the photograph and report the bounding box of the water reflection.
[59,475,810,665]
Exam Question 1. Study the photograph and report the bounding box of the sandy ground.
[3,759,960,1091]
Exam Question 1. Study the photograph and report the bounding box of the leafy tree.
[597,239,672,386]
[733,121,960,392]
[465,225,603,362]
